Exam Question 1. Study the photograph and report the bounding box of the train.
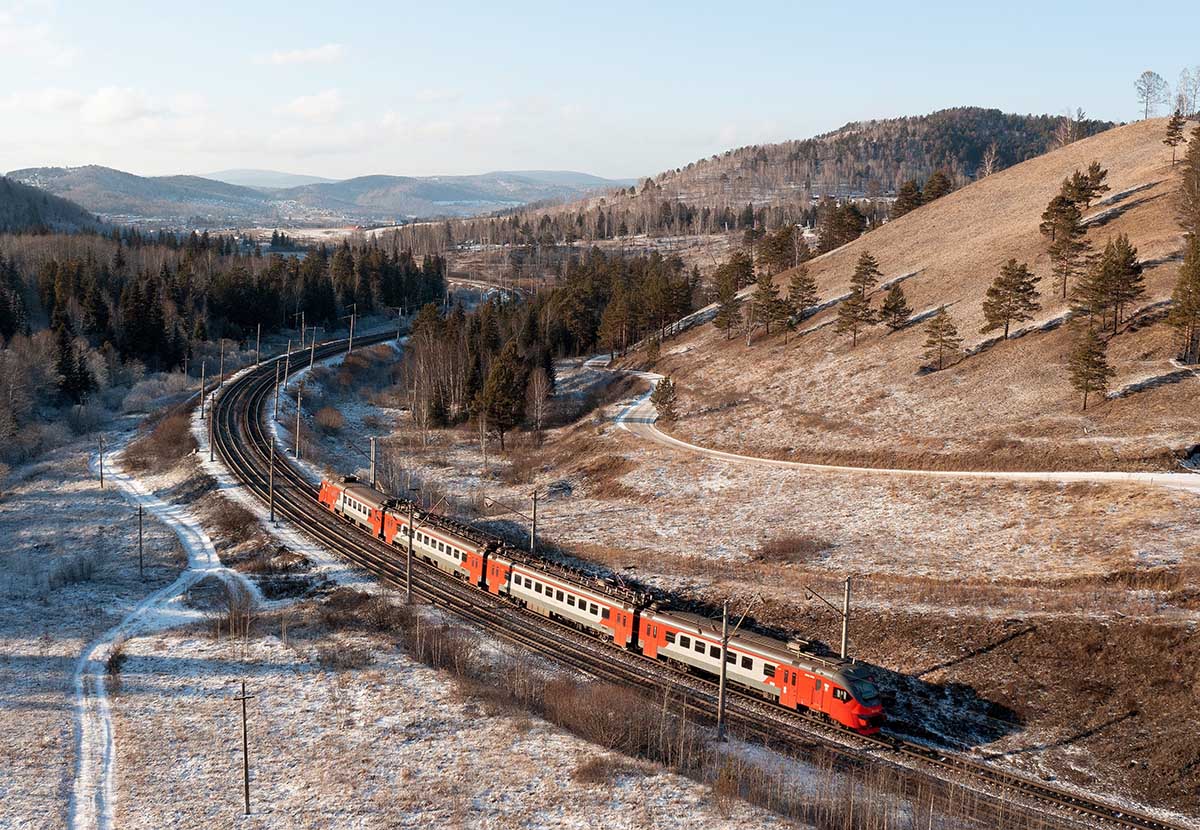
[318,475,886,734]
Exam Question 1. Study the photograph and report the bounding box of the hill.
[202,168,337,189]
[5,166,633,227]
[0,176,100,233]
[646,117,1197,472]
[387,107,1116,252]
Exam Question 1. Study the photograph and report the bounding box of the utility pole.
[529,490,538,555]
[218,340,225,388]
[209,401,215,462]
[348,306,356,354]
[405,494,417,603]
[272,361,281,422]
[283,339,292,386]
[294,382,303,460]
[804,577,852,659]
[98,435,105,489]
[716,596,760,742]
[255,323,261,367]
[369,436,377,489]
[231,680,255,815]
[199,359,207,418]
[138,505,144,580]
[309,337,316,370]
[268,439,276,525]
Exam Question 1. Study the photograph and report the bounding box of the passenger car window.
[679,636,690,648]
[601,607,611,620]
[740,656,752,670]
[665,632,676,644]
[567,595,575,606]
[709,645,720,658]
[590,603,599,615]
[763,663,775,677]
[694,641,705,654]
[556,590,564,601]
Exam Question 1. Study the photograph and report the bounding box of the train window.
[694,640,705,654]
[833,688,850,702]
[534,583,542,594]
[763,663,776,677]
[556,590,564,602]
[725,651,735,664]
[567,595,575,607]
[665,631,676,645]
[815,677,821,691]
[590,603,599,615]
[679,635,690,648]
[741,656,752,670]
[601,607,611,620]
[709,645,720,659]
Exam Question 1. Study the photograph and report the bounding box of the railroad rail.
[209,334,1190,830]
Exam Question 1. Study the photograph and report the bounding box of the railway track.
[209,334,1189,830]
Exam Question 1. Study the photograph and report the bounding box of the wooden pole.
[406,500,414,603]
[294,383,302,460]
[309,337,316,370]
[717,600,729,741]
[199,360,207,418]
[138,505,144,580]
[268,440,276,524]
[232,680,255,815]
[530,491,538,555]
[218,340,224,388]
[369,436,376,489]
[272,361,280,422]
[98,435,104,489]
[255,323,261,367]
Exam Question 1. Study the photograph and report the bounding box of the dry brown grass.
[649,118,1200,471]
[752,533,832,564]
[123,411,196,473]
[314,406,345,434]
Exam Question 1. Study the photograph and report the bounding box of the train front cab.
[777,668,883,735]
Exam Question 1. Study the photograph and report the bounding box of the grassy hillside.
[650,118,1197,471]
[0,176,100,233]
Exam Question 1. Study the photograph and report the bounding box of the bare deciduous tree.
[978,142,1000,178]
[525,367,551,444]
[1135,70,1169,120]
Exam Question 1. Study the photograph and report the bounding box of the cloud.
[412,88,460,104]
[80,86,157,124]
[276,89,343,123]
[0,86,83,114]
[0,3,76,67]
[259,43,343,66]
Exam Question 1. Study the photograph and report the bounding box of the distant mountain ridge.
[202,169,337,189]
[0,176,100,233]
[5,165,636,227]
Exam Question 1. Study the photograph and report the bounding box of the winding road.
[598,358,1200,493]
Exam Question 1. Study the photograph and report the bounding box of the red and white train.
[318,475,885,734]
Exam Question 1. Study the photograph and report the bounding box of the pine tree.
[749,270,780,339]
[1068,325,1115,410]
[711,260,743,340]
[1047,199,1089,299]
[1165,110,1186,165]
[922,306,962,370]
[834,289,876,347]
[786,265,819,318]
[879,284,912,331]
[1085,161,1110,207]
[850,251,882,296]
[1040,194,1075,242]
[981,259,1041,339]
[891,180,923,219]
[922,170,953,201]
[1168,236,1200,363]
[650,376,678,422]
[479,340,527,451]
[1106,234,1144,331]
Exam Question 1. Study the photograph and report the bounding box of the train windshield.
[850,680,879,705]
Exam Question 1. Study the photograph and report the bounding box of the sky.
[1,0,1198,181]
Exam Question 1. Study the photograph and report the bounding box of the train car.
[382,502,490,588]
[502,555,642,648]
[637,609,885,734]
[318,476,393,539]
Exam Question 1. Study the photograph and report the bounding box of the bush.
[211,499,258,539]
[752,533,831,564]
[49,551,102,588]
[316,644,376,671]
[123,412,196,473]
[315,406,345,434]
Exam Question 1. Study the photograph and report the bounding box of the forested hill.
[386,108,1116,251]
[0,177,100,233]
[647,107,1115,203]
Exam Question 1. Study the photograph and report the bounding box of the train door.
[811,676,827,713]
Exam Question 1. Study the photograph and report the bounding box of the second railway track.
[207,333,1189,830]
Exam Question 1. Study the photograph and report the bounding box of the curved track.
[211,336,1190,830]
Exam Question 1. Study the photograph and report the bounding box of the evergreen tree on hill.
[1179,124,1200,240]
[478,339,527,451]
[982,259,1041,339]
[1164,110,1187,165]
[1168,237,1200,363]
[891,180,923,219]
[786,264,819,318]
[922,170,954,201]
[850,251,882,296]
[749,270,780,340]
[922,306,962,370]
[650,376,678,422]
[880,284,912,331]
[834,289,876,347]
[1068,324,1114,410]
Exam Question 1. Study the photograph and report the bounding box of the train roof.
[649,609,860,680]
[337,479,393,510]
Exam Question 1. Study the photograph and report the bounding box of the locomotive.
[318,475,885,734]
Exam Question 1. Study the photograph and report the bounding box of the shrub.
[315,406,345,434]
[316,644,376,671]
[48,551,101,588]
[123,412,196,473]
[752,533,831,564]
[211,499,258,540]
